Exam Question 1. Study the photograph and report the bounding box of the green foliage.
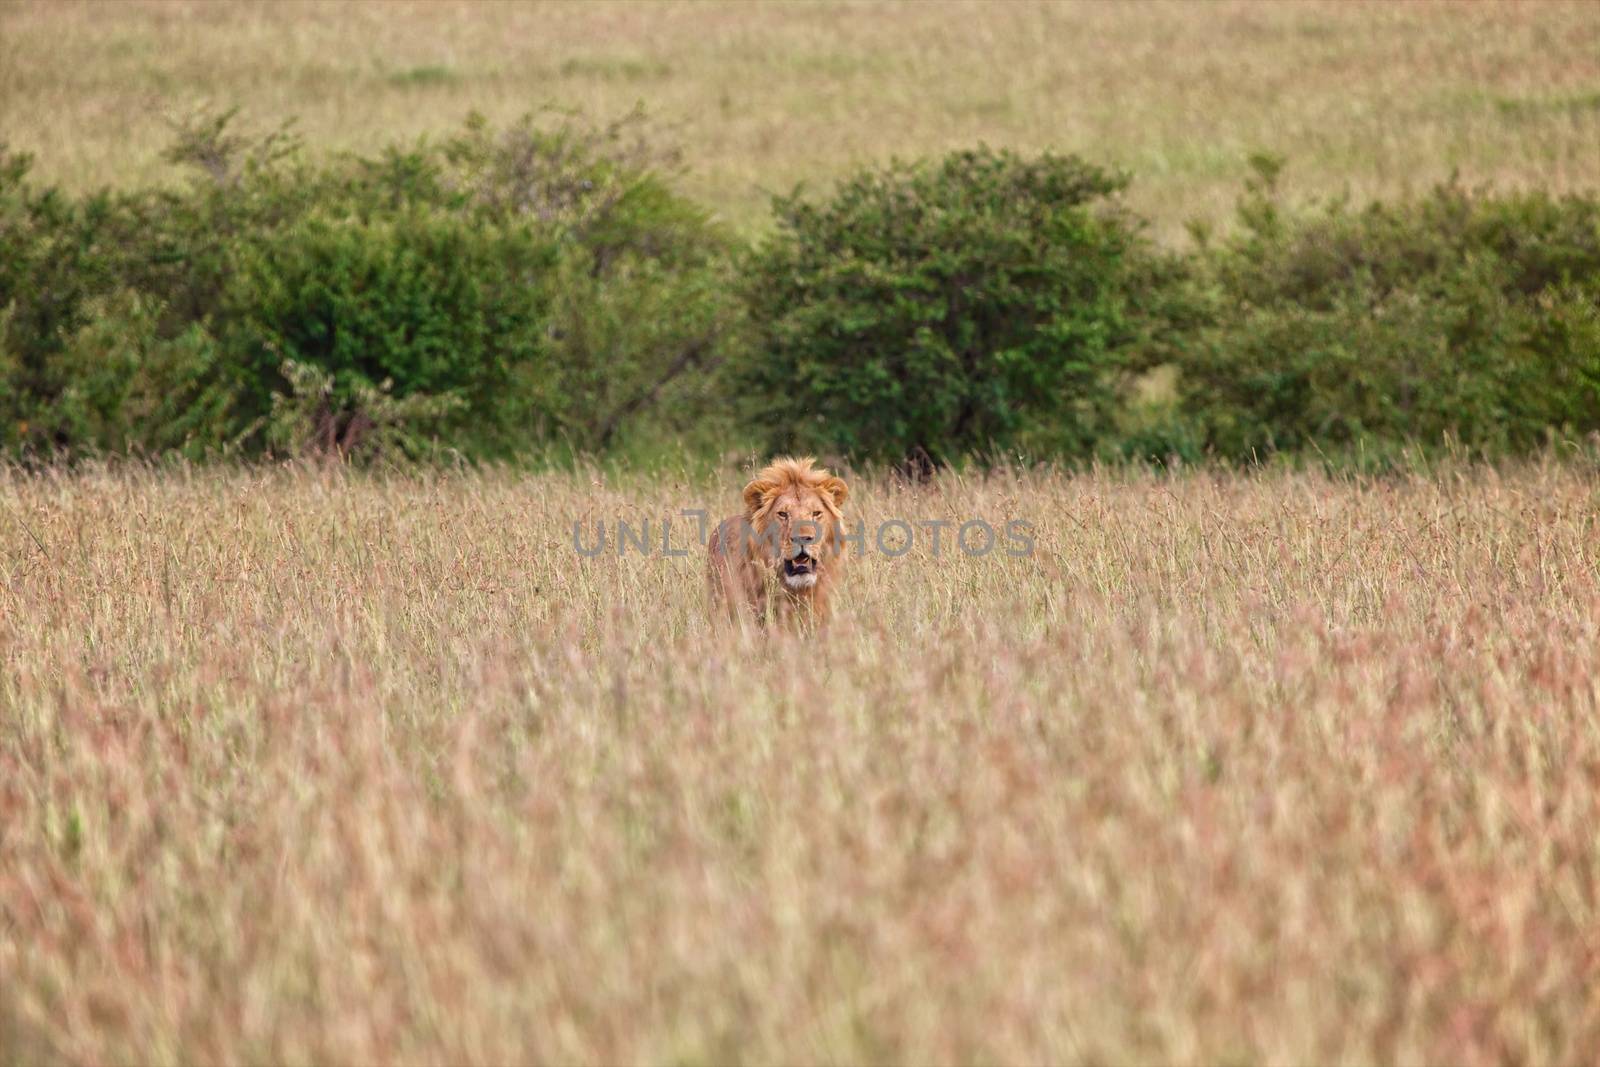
[262,360,466,462]
[741,147,1185,466]
[5,120,1599,468]
[1177,162,1600,460]
[0,150,122,425]
[0,108,742,462]
[32,291,233,457]
[223,211,556,455]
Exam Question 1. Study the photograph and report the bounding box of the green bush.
[0,108,743,461]
[0,152,124,450]
[741,147,1186,466]
[31,291,233,457]
[7,121,1599,468]
[222,210,557,455]
[1177,158,1600,460]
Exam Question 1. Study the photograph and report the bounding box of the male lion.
[707,456,849,624]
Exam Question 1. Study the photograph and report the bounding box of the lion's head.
[741,456,849,590]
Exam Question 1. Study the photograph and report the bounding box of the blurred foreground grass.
[3,461,1599,1062]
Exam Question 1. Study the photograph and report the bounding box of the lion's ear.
[742,477,776,515]
[820,476,849,508]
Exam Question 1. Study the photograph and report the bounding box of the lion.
[707,456,849,625]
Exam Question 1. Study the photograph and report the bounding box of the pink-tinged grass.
[2,460,1599,1063]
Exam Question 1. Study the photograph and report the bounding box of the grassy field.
[4,1,1600,234]
[3,461,1600,1063]
[6,5,1600,1063]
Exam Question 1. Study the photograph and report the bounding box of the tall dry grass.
[3,1,1599,233]
[3,460,1599,1063]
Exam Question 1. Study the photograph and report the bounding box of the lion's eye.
[812,511,822,519]
[777,510,789,520]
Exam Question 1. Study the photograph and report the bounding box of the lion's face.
[741,459,849,592]
[758,485,837,589]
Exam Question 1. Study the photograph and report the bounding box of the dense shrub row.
[744,151,1600,466]
[3,115,1598,466]
[1170,156,1600,463]
[0,109,740,461]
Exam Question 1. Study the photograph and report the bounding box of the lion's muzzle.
[781,546,819,588]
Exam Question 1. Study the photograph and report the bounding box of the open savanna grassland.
[3,461,1600,1064]
[3,1,1600,234]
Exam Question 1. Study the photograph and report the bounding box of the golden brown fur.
[707,456,849,625]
